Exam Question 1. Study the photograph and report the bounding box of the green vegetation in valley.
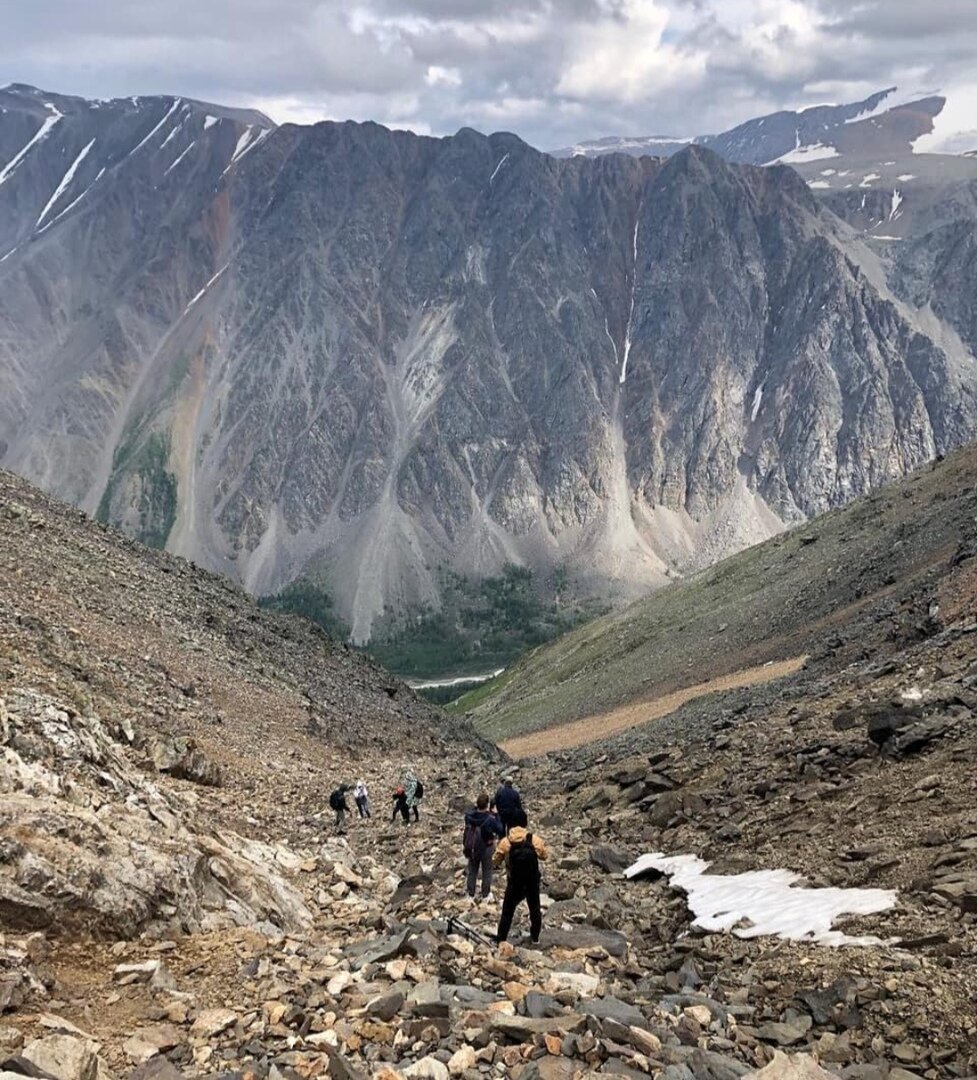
[96,428,177,550]
[258,580,351,641]
[364,564,606,682]
[260,563,607,693]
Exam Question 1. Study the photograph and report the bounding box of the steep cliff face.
[2,85,976,642]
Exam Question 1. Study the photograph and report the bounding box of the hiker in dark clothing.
[492,776,523,830]
[404,770,422,821]
[391,786,410,824]
[493,808,548,944]
[463,793,505,902]
[330,784,350,831]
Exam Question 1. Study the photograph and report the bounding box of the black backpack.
[508,833,540,879]
[415,780,424,799]
[463,819,483,858]
[329,789,344,811]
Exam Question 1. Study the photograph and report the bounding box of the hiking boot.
[482,891,495,904]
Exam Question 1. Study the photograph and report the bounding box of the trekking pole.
[446,915,495,948]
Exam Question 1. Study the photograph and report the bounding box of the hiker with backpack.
[329,784,350,832]
[492,776,523,831]
[353,779,371,819]
[404,769,423,822]
[391,786,410,824]
[493,808,548,945]
[463,793,505,903]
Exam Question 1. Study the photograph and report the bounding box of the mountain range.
[549,85,964,164]
[1,82,977,645]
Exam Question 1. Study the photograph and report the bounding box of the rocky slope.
[2,85,977,643]
[0,464,497,940]
[1,441,975,1080]
[463,443,977,742]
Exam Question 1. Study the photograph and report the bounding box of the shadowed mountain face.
[1,85,976,642]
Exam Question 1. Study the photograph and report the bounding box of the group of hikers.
[328,772,546,945]
[464,776,547,944]
[328,771,424,831]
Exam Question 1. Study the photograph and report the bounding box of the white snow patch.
[750,382,765,422]
[808,180,830,189]
[844,86,939,125]
[127,98,182,158]
[35,137,95,227]
[164,140,196,175]
[0,246,18,264]
[897,173,916,182]
[860,173,881,187]
[489,152,510,182]
[0,103,63,187]
[37,168,105,233]
[159,121,184,150]
[625,853,896,946]
[769,141,839,165]
[184,264,228,311]
[889,188,903,220]
[820,168,837,176]
[619,214,640,384]
[222,126,271,175]
[870,235,904,241]
[203,115,219,130]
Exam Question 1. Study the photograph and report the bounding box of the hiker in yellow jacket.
[493,809,548,944]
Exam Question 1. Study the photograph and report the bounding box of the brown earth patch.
[501,655,808,758]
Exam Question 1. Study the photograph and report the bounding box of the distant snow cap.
[913,80,977,154]
[625,853,897,946]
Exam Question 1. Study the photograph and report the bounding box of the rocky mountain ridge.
[549,87,951,165]
[1,84,977,642]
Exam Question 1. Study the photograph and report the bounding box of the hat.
[503,775,514,783]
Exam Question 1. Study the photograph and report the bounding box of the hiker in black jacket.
[329,784,350,832]
[492,776,523,831]
[463,793,505,903]
[493,809,548,945]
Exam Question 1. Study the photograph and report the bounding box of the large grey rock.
[540,925,629,959]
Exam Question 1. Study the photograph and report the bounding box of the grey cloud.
[0,0,973,149]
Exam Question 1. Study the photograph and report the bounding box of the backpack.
[415,780,424,799]
[329,789,344,811]
[508,833,540,879]
[463,819,485,859]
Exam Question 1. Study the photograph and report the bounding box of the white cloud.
[1,0,976,150]
[425,65,462,87]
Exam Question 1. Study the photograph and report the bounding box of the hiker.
[391,786,410,825]
[492,776,523,831]
[353,778,371,819]
[404,769,423,822]
[493,808,548,945]
[329,784,350,832]
[463,793,505,903]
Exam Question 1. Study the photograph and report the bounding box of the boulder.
[189,1009,237,1039]
[744,1053,838,1080]
[589,846,631,874]
[151,736,221,786]
[539,925,628,959]
[22,1038,101,1080]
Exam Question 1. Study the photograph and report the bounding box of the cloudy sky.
[1,0,974,149]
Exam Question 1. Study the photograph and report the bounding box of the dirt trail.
[501,655,807,758]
